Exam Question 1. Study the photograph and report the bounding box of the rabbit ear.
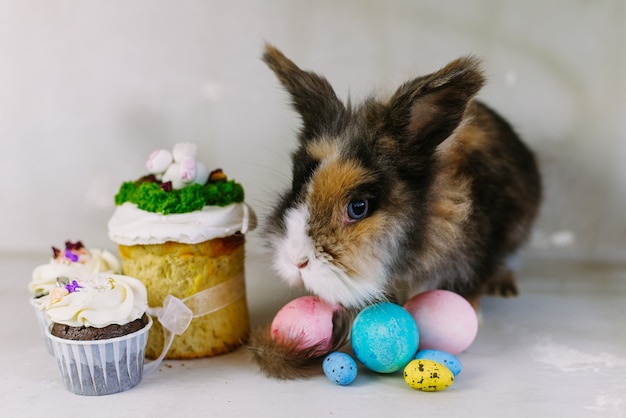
[384,56,485,155]
[263,44,346,140]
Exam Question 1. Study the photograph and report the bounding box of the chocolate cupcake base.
[51,314,149,341]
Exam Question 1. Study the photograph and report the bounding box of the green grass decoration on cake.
[115,175,244,215]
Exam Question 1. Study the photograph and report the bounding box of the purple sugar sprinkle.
[64,249,79,262]
[65,280,83,293]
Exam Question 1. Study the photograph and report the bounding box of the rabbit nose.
[296,259,309,269]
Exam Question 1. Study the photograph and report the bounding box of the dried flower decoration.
[135,174,158,185]
[56,276,82,293]
[209,168,227,182]
[64,249,79,262]
[49,287,69,304]
[161,181,173,192]
[65,280,83,293]
[65,241,85,251]
[49,277,83,304]
[51,241,89,264]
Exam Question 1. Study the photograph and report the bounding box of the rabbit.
[262,44,541,310]
[250,44,541,378]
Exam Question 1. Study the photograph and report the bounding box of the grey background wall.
[1,0,624,263]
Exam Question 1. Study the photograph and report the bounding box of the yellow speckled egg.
[403,359,454,391]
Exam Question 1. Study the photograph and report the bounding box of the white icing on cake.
[107,201,257,245]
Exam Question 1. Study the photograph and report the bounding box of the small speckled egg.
[404,290,478,354]
[415,349,462,376]
[271,296,343,355]
[323,352,358,386]
[351,302,419,373]
[403,359,455,391]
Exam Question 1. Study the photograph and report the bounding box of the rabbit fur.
[262,44,541,310]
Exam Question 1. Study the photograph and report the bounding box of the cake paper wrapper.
[46,317,152,396]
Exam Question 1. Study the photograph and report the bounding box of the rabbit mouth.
[301,260,385,308]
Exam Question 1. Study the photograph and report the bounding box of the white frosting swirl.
[107,201,257,245]
[43,274,148,328]
[30,249,120,299]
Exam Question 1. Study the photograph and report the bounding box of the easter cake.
[43,273,151,395]
[108,143,256,359]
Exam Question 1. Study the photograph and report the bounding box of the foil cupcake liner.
[46,317,152,396]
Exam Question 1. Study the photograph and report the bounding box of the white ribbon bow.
[143,273,246,375]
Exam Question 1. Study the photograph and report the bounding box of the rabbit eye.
[347,198,369,221]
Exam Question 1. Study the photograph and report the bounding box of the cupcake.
[43,273,151,396]
[108,143,256,359]
[29,241,120,353]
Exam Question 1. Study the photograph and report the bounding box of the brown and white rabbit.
[262,44,541,309]
[251,44,541,378]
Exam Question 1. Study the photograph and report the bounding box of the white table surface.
[2,252,625,418]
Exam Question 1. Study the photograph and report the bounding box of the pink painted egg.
[403,290,478,354]
[270,296,342,355]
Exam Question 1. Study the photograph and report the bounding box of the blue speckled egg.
[415,349,462,376]
[351,302,419,373]
[323,352,358,385]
